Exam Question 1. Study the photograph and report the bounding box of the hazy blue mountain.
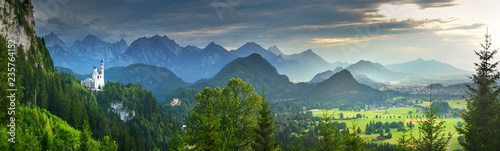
[110,35,182,67]
[43,32,67,49]
[273,49,334,81]
[279,49,334,81]
[199,53,299,99]
[330,61,351,68]
[70,34,128,61]
[110,36,236,83]
[309,67,384,88]
[230,44,335,81]
[51,33,337,83]
[386,58,473,75]
[346,60,407,82]
[179,42,237,82]
[353,74,386,89]
[309,67,344,83]
[43,33,71,62]
[307,70,387,104]
[268,45,283,56]
[230,42,279,64]
[110,39,129,57]
[44,33,128,74]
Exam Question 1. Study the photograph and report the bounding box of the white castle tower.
[81,59,105,90]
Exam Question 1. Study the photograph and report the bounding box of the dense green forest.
[0,106,117,150]
[0,1,181,149]
[0,32,180,150]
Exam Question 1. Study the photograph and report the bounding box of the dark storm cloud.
[33,0,457,47]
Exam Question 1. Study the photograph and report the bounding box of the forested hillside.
[0,0,179,150]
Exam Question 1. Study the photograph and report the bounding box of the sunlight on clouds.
[307,35,394,48]
[168,25,248,37]
[390,46,429,53]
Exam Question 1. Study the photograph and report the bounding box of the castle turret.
[101,59,104,72]
[98,59,105,90]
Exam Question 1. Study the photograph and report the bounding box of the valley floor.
[309,99,465,150]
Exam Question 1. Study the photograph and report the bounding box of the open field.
[310,100,465,150]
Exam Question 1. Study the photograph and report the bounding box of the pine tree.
[396,121,413,151]
[414,92,450,151]
[169,126,186,151]
[456,30,500,151]
[317,108,342,151]
[288,127,304,151]
[344,119,365,151]
[253,88,280,151]
[80,120,91,151]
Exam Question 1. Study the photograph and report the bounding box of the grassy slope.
[0,106,116,150]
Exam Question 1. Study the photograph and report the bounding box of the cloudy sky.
[33,0,500,71]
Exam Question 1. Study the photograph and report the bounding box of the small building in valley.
[171,98,181,106]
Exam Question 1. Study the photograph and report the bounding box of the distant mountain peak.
[300,49,317,55]
[184,45,201,52]
[83,34,100,41]
[204,42,227,53]
[48,32,57,37]
[205,41,222,48]
[43,32,66,48]
[238,42,265,50]
[386,58,472,76]
[357,60,370,63]
[247,53,264,59]
[152,34,168,38]
[268,45,283,55]
[333,66,344,72]
[333,69,354,79]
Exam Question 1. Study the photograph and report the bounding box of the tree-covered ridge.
[206,53,299,99]
[0,0,180,149]
[100,63,190,101]
[0,106,117,150]
[1,32,178,150]
[307,70,387,105]
[95,81,177,151]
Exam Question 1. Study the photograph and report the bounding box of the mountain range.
[43,33,128,74]
[46,33,334,83]
[189,53,300,100]
[309,66,384,88]
[386,58,472,75]
[167,53,385,103]
[46,33,472,86]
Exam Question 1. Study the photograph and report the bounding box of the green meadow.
[310,100,465,150]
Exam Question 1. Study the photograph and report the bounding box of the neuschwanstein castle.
[81,59,105,90]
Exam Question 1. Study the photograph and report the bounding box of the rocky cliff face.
[0,0,36,52]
